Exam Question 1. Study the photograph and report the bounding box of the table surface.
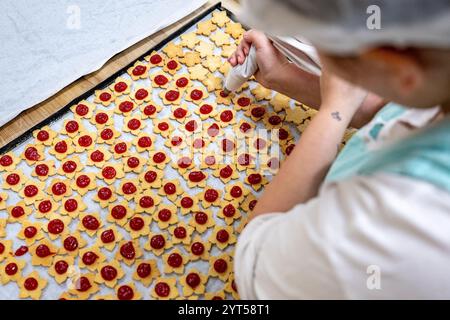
[0,0,239,149]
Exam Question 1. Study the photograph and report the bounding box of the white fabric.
[0,0,206,128]
[235,173,450,299]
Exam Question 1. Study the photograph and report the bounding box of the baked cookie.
[111,141,131,159]
[175,195,200,215]
[183,169,208,188]
[162,41,184,58]
[44,214,72,240]
[152,119,174,137]
[154,204,179,229]
[144,233,173,256]
[127,61,149,81]
[245,171,268,191]
[0,257,26,285]
[163,58,182,75]
[149,150,171,169]
[145,51,165,67]
[151,277,178,300]
[131,86,152,104]
[210,30,231,47]
[199,188,222,208]
[48,138,75,160]
[61,119,85,137]
[186,235,211,261]
[68,273,99,299]
[185,87,209,105]
[60,232,87,256]
[70,100,95,119]
[138,168,164,189]
[18,271,48,299]
[196,19,217,36]
[211,11,230,27]
[123,114,146,135]
[180,51,201,67]
[57,156,83,177]
[114,97,137,116]
[180,268,208,297]
[0,152,20,172]
[162,248,188,274]
[159,87,182,105]
[209,253,232,281]
[150,71,171,89]
[115,240,143,266]
[48,255,75,284]
[109,77,132,96]
[34,198,59,218]
[188,64,209,81]
[71,172,97,196]
[251,84,273,101]
[132,259,160,287]
[188,210,215,234]
[19,181,46,205]
[78,213,103,236]
[95,260,124,288]
[21,144,45,165]
[225,21,244,39]
[7,201,32,223]
[29,239,58,266]
[170,105,191,123]
[106,202,132,227]
[140,102,163,119]
[124,214,152,239]
[180,32,200,49]
[114,283,142,300]
[94,89,116,106]
[209,226,237,250]
[3,170,27,192]
[32,125,57,146]
[201,74,222,91]
[96,163,125,184]
[90,110,114,129]
[172,74,192,91]
[217,201,242,225]
[224,182,251,203]
[168,222,194,245]
[78,246,106,271]
[96,225,123,251]
[158,179,183,201]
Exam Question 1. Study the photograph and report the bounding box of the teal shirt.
[326,103,450,193]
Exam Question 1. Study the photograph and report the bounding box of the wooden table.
[0,0,240,149]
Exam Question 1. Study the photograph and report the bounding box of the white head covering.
[240,0,450,55]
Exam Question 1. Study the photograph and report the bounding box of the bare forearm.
[269,63,321,108]
[250,107,352,219]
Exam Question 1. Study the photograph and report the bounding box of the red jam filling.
[0,243,5,254]
[129,217,144,231]
[102,166,117,180]
[186,273,201,288]
[220,165,233,178]
[180,197,193,208]
[269,115,282,125]
[122,182,137,195]
[117,101,133,114]
[154,74,168,86]
[114,142,127,154]
[37,130,50,141]
[214,258,228,273]
[177,156,192,169]
[127,157,140,168]
[138,136,152,148]
[248,173,262,185]
[75,276,92,292]
[150,54,162,64]
[158,209,171,222]
[78,135,93,147]
[251,107,265,118]
[24,146,40,161]
[167,60,178,70]
[150,235,165,250]
[188,171,206,183]
[75,104,89,116]
[204,189,219,202]
[238,153,252,166]
[101,229,115,243]
[165,90,179,101]
[167,253,182,268]
[11,206,25,218]
[219,90,229,98]
[157,122,169,131]
[120,242,135,260]
[127,118,141,130]
[132,65,146,76]
[254,138,266,150]
[143,104,157,116]
[24,185,38,197]
[173,107,187,119]
[135,88,149,100]
[144,170,157,183]
[155,282,170,297]
[207,123,220,137]
[51,182,67,196]
[5,262,18,276]
[191,242,204,256]
[199,104,213,114]
[82,251,99,265]
[82,215,100,230]
[101,265,117,281]
[65,120,79,133]
[237,97,250,107]
[205,155,216,166]
[163,182,176,195]
[99,92,111,102]
[153,152,166,163]
[55,260,69,275]
[63,236,79,252]
[193,139,205,149]
[223,204,236,217]
[194,212,208,225]
[190,89,203,100]
[139,196,154,208]
[54,140,68,154]
[76,174,90,188]
[249,199,258,211]
[114,81,127,93]
[0,155,13,167]
[171,136,183,146]
[24,226,37,238]
[137,263,151,278]
[97,187,112,200]
[95,112,109,125]
[230,186,242,198]
[111,205,127,220]
[173,226,186,239]
[62,160,77,173]
[220,110,233,122]
[117,285,134,300]
[36,244,53,258]
[175,77,188,88]
[24,277,38,291]
[286,144,295,155]
[15,245,28,256]
[185,120,197,132]
[216,229,230,243]
[6,173,20,185]
[48,219,65,234]
[279,128,289,140]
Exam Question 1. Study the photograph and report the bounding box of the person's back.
[232,0,450,299]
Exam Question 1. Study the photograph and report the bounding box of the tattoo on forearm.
[331,111,342,121]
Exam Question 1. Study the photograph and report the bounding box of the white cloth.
[0,0,206,128]
[235,173,450,299]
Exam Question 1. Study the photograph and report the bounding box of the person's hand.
[228,29,288,89]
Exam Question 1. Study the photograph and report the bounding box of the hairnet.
[240,0,450,55]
